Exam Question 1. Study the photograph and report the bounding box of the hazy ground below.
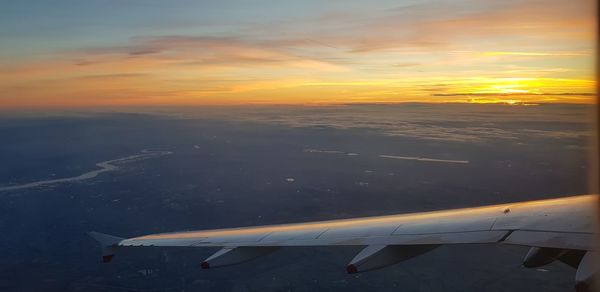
[0,103,592,291]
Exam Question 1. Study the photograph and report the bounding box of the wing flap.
[502,230,595,251]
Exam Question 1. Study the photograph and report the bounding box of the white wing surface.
[90,194,598,290]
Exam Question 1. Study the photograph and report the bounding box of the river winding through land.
[0,149,172,192]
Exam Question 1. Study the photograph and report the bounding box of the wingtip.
[89,231,123,263]
[102,254,114,263]
[346,264,358,274]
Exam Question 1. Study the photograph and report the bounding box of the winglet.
[88,231,124,263]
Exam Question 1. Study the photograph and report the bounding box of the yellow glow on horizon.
[464,98,530,105]
[0,72,595,108]
[0,0,595,108]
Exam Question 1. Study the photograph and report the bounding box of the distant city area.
[0,104,591,291]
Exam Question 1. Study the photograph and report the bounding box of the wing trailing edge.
[201,246,279,269]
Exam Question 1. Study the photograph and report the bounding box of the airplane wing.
[90,194,598,290]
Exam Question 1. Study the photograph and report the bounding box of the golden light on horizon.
[0,0,596,108]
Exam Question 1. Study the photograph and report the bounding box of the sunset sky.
[0,0,596,108]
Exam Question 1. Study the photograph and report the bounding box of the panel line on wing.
[489,217,499,231]
[512,229,594,235]
[315,229,330,239]
[390,224,404,235]
[258,232,273,242]
[393,230,498,236]
[498,230,514,242]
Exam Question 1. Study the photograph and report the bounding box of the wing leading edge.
[90,194,598,290]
